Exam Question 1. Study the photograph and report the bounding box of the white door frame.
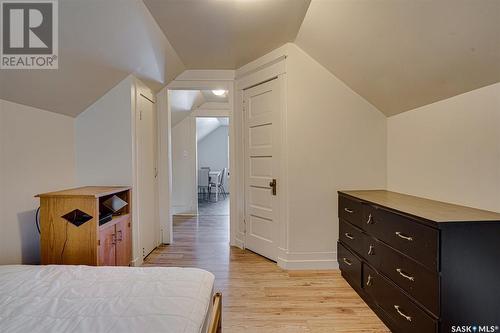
[156,70,239,247]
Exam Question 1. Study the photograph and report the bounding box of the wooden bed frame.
[208,292,222,333]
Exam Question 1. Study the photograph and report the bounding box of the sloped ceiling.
[143,0,311,69]
[170,90,203,126]
[295,0,500,116]
[0,0,184,117]
[2,0,498,118]
[170,89,229,126]
[196,117,228,142]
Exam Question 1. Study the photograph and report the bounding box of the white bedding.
[0,265,215,333]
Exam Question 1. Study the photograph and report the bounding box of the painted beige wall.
[0,99,76,264]
[75,76,134,186]
[285,44,387,257]
[197,125,229,172]
[171,115,197,215]
[387,83,500,212]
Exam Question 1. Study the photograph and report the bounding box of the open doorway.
[168,88,232,243]
[196,117,230,216]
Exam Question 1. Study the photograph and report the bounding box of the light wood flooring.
[143,215,389,332]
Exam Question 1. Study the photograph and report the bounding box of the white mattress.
[0,265,215,333]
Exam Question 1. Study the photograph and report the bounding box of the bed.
[0,265,222,333]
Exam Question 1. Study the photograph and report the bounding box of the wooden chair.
[198,168,211,201]
[218,168,228,199]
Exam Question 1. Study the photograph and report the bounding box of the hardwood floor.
[143,215,389,332]
[198,195,230,216]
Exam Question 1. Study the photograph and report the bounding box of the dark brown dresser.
[337,190,500,333]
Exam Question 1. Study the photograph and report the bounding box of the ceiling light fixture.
[212,89,226,96]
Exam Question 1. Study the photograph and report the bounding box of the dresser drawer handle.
[366,213,373,224]
[342,258,353,266]
[344,233,355,240]
[394,305,412,322]
[396,268,415,282]
[368,245,375,255]
[366,274,373,286]
[395,231,413,241]
[344,208,354,214]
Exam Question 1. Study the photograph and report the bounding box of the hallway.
[143,215,388,332]
[198,195,230,216]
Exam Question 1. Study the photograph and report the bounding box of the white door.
[244,78,282,261]
[137,94,158,258]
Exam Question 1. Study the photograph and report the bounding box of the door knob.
[269,179,277,196]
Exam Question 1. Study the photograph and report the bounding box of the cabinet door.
[115,217,131,266]
[99,225,116,266]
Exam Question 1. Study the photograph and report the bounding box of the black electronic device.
[99,212,113,225]
[102,195,128,213]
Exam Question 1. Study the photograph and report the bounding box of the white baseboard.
[232,237,245,249]
[277,250,338,270]
[172,205,196,215]
[130,256,143,267]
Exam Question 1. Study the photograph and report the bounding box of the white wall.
[284,44,387,265]
[387,83,500,212]
[171,115,197,214]
[197,125,229,172]
[75,76,134,186]
[0,99,76,264]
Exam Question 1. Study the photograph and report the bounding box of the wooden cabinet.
[36,186,132,266]
[99,223,116,266]
[98,215,131,266]
[115,215,132,266]
[338,190,500,333]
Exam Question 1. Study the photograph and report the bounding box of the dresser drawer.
[377,241,439,316]
[366,206,439,270]
[363,265,438,333]
[339,219,366,256]
[339,195,363,228]
[338,242,362,289]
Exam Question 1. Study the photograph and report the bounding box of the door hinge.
[142,248,145,257]
[98,239,100,246]
[139,110,143,120]
[243,218,246,233]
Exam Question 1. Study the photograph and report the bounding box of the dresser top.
[339,190,500,223]
[36,186,131,198]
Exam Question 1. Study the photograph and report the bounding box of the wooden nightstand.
[36,186,132,266]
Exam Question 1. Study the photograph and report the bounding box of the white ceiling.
[196,117,228,142]
[0,0,184,117]
[169,90,203,125]
[143,0,311,69]
[200,90,229,103]
[170,89,229,126]
[1,0,498,118]
[295,0,500,116]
